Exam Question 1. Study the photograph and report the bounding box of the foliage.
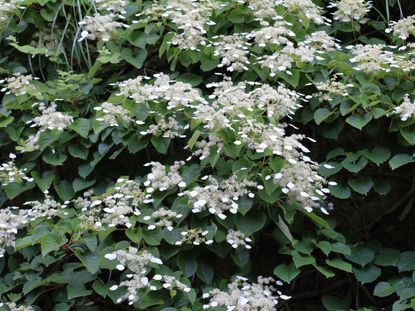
[1,0,415,310]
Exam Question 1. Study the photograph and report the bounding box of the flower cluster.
[0,0,19,24]
[143,207,182,231]
[273,161,329,211]
[0,155,33,186]
[349,44,396,73]
[201,79,302,122]
[95,0,128,14]
[213,34,251,72]
[175,228,213,245]
[146,116,186,138]
[141,0,219,50]
[392,95,415,121]
[226,230,252,249]
[246,0,280,21]
[95,101,132,126]
[28,102,73,130]
[151,275,191,292]
[0,192,63,257]
[25,102,73,150]
[183,176,256,219]
[312,75,353,101]
[278,0,326,25]
[329,0,372,23]
[0,73,37,96]
[202,276,290,310]
[116,73,206,110]
[193,134,223,160]
[0,302,34,311]
[76,179,143,229]
[23,191,65,220]
[78,13,126,42]
[105,246,163,304]
[256,31,338,76]
[0,206,28,258]
[144,161,185,192]
[251,22,295,47]
[389,15,415,40]
[30,29,59,55]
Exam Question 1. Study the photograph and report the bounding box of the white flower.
[105,253,117,260]
[389,15,415,40]
[95,102,132,126]
[392,95,415,121]
[0,0,19,24]
[226,230,252,249]
[78,13,126,42]
[329,0,372,23]
[203,276,287,310]
[1,73,37,96]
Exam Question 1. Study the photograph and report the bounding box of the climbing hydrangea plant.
[1,0,415,310]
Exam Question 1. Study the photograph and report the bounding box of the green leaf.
[374,248,400,267]
[151,136,170,154]
[276,216,293,242]
[313,264,335,278]
[69,118,91,138]
[31,171,54,192]
[38,130,61,150]
[318,162,342,178]
[177,73,203,86]
[398,251,415,272]
[92,279,108,298]
[78,163,94,179]
[42,149,67,166]
[127,31,146,48]
[317,241,333,256]
[53,180,75,201]
[41,233,66,256]
[322,295,349,311]
[72,178,95,192]
[121,48,147,69]
[200,55,219,71]
[196,262,213,284]
[292,251,316,268]
[67,283,93,299]
[373,179,391,195]
[3,182,35,199]
[329,183,351,199]
[235,211,266,236]
[75,251,100,274]
[345,113,372,130]
[326,258,352,272]
[374,282,394,297]
[68,144,89,159]
[341,157,368,173]
[273,263,300,283]
[177,254,198,277]
[314,108,333,125]
[187,130,201,150]
[346,245,375,266]
[128,135,147,153]
[361,147,391,165]
[332,242,351,256]
[401,127,415,145]
[181,164,201,185]
[389,154,415,170]
[348,176,373,195]
[353,265,381,284]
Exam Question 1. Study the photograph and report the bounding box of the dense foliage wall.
[1,0,415,310]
